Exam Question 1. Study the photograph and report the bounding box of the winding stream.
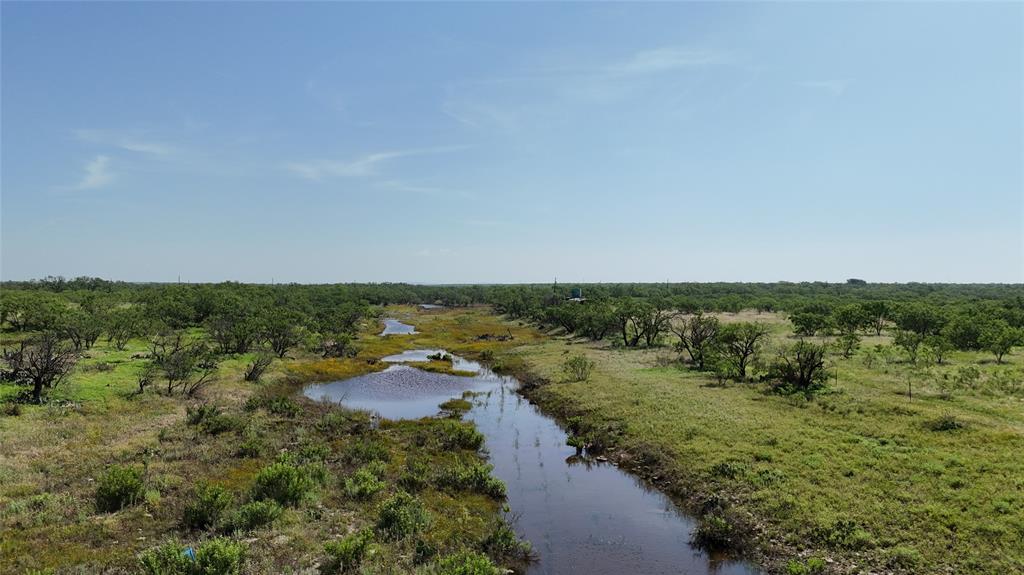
[305,345,760,575]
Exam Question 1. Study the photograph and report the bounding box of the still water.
[380,318,417,335]
[305,348,760,575]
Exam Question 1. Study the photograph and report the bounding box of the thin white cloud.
[797,79,852,96]
[74,129,175,155]
[606,47,728,76]
[285,146,466,181]
[69,155,114,190]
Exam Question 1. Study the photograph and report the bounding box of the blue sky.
[2,2,1021,283]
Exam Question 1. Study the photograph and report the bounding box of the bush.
[251,462,319,507]
[398,458,430,492]
[435,463,506,499]
[236,430,264,458]
[433,551,499,575]
[480,522,532,563]
[785,557,826,575]
[244,395,299,417]
[376,491,430,540]
[562,355,594,382]
[344,466,386,500]
[819,519,874,550]
[220,500,282,533]
[243,353,273,382]
[692,511,733,548]
[194,537,245,575]
[928,414,966,432]
[436,420,484,451]
[321,528,375,573]
[183,484,233,530]
[342,437,390,465]
[186,404,221,425]
[139,540,193,575]
[139,537,245,575]
[95,465,145,512]
[1,402,22,417]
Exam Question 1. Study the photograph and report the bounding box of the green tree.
[979,321,1022,363]
[1,333,78,403]
[671,312,719,369]
[716,322,770,379]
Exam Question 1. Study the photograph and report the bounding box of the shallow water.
[380,318,416,335]
[305,350,760,575]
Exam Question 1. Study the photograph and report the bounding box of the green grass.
[509,310,1024,574]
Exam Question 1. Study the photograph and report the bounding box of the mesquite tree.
[1,333,78,403]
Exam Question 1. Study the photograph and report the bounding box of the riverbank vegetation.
[0,280,538,574]
[499,293,1023,574]
[2,277,1022,574]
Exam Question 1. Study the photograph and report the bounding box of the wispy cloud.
[285,146,466,181]
[67,155,114,190]
[74,129,175,155]
[606,47,728,76]
[797,79,852,96]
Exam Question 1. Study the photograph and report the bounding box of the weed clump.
[480,521,532,563]
[95,465,144,512]
[928,414,966,432]
[244,394,299,417]
[343,437,391,465]
[344,465,386,500]
[321,528,375,573]
[785,557,826,575]
[251,461,322,507]
[435,463,507,499]
[220,500,282,533]
[139,537,245,575]
[432,551,499,575]
[436,419,485,451]
[182,483,233,530]
[562,355,594,382]
[376,491,430,540]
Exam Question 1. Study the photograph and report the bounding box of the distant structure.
[567,287,585,302]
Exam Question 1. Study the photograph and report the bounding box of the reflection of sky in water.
[306,349,761,575]
[380,318,416,335]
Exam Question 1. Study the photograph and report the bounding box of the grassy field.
[0,306,540,574]
[504,310,1024,574]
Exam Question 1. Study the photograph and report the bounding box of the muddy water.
[380,318,417,335]
[305,350,760,575]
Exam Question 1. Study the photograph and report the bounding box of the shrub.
[785,557,826,575]
[186,404,221,425]
[768,341,829,396]
[194,537,245,575]
[435,463,506,499]
[376,491,430,540]
[436,420,484,451]
[236,429,264,458]
[139,540,193,575]
[138,537,245,575]
[251,462,319,507]
[243,353,274,382]
[183,483,233,530]
[244,394,299,418]
[433,551,499,575]
[344,466,386,500]
[95,465,145,512]
[480,521,532,563]
[692,514,734,550]
[1,402,22,417]
[562,355,594,382]
[343,437,390,465]
[321,528,375,573]
[220,500,282,533]
[928,414,966,432]
[398,458,430,492]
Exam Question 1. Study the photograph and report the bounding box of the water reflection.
[380,318,416,335]
[305,349,760,575]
